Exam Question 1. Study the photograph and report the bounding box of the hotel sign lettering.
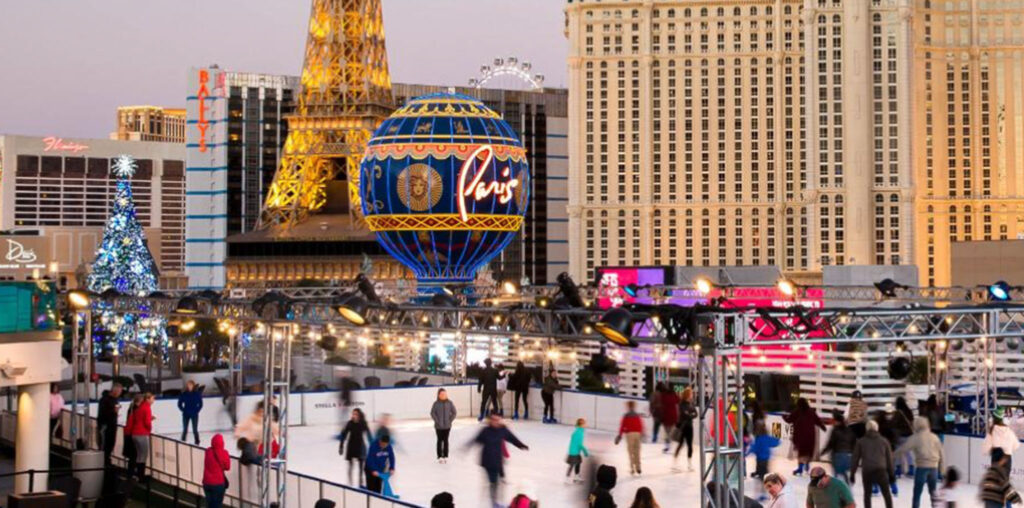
[0,237,49,271]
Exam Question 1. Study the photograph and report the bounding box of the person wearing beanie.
[806,466,856,508]
[983,408,1021,473]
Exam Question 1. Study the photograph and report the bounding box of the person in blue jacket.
[747,420,781,501]
[467,414,529,507]
[365,434,396,494]
[178,380,203,445]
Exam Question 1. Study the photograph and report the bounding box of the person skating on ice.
[339,408,373,487]
[478,358,501,421]
[565,418,590,484]
[615,400,645,476]
[364,434,396,494]
[672,386,697,472]
[431,388,457,463]
[465,413,529,508]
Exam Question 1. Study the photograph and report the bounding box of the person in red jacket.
[203,433,231,508]
[659,384,681,453]
[615,400,646,476]
[125,393,154,480]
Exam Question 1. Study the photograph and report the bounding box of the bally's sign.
[0,237,49,271]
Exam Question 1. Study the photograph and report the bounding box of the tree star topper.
[112,154,137,179]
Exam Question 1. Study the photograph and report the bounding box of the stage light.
[175,295,199,314]
[594,307,639,348]
[874,278,908,299]
[336,294,369,326]
[988,281,1012,301]
[317,335,339,351]
[501,280,519,296]
[694,277,713,296]
[535,295,551,308]
[431,292,458,307]
[776,279,797,297]
[887,356,911,380]
[68,289,91,309]
[179,319,196,333]
[623,284,639,298]
[251,291,293,320]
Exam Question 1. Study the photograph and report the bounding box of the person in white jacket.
[763,473,799,508]
[983,408,1021,472]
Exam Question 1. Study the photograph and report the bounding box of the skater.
[49,384,64,438]
[98,383,122,466]
[615,400,645,476]
[375,413,395,450]
[659,384,680,453]
[981,448,1021,508]
[983,408,1020,473]
[783,397,826,476]
[806,466,856,508]
[178,380,203,445]
[821,412,856,483]
[364,434,396,494]
[124,393,154,480]
[763,473,798,508]
[649,383,664,444]
[588,464,617,508]
[747,421,781,483]
[893,396,916,477]
[478,358,501,420]
[496,372,508,416]
[673,386,697,472]
[466,413,529,507]
[894,416,944,508]
[541,368,560,423]
[934,467,959,508]
[851,420,895,508]
[629,486,661,508]
[235,402,280,457]
[565,418,590,483]
[921,395,946,440]
[846,390,868,439]
[202,433,231,508]
[430,492,455,508]
[431,388,457,463]
[510,361,531,420]
[339,408,372,486]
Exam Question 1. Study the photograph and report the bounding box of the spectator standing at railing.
[178,380,203,445]
[541,368,560,424]
[510,361,531,420]
[478,358,501,421]
[203,433,231,508]
[98,383,122,466]
[49,384,64,439]
[124,393,155,480]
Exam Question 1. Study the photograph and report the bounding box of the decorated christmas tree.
[86,154,160,295]
[86,155,164,350]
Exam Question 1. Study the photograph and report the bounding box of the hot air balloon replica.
[359,93,530,290]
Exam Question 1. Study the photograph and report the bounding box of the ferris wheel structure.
[468,56,545,91]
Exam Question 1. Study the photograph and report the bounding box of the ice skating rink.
[179,417,986,507]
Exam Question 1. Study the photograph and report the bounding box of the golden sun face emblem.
[397,164,443,211]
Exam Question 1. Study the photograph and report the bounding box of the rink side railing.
[13,410,422,508]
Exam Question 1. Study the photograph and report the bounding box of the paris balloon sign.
[359,93,530,286]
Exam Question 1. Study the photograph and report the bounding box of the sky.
[0,0,568,139]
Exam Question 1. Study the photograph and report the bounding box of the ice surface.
[179,418,986,507]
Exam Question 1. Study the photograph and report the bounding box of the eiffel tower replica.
[227,0,409,287]
[259,0,393,230]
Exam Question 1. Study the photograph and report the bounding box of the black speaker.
[8,491,67,508]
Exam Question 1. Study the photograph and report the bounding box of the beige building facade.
[913,1,1024,286]
[565,0,930,284]
[113,105,187,143]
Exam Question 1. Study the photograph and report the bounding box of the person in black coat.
[466,414,528,506]
[477,358,501,421]
[588,464,617,508]
[97,384,123,466]
[338,408,372,487]
[510,361,531,420]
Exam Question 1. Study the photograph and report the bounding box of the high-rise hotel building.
[565,0,916,283]
[914,1,1024,286]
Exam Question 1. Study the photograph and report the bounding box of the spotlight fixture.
[336,274,382,326]
[179,319,197,333]
[887,356,911,380]
[430,292,458,307]
[593,307,638,347]
[694,277,714,296]
[535,295,552,308]
[988,281,1012,301]
[317,335,340,351]
[251,291,293,320]
[175,295,200,314]
[501,280,519,296]
[68,289,92,309]
[874,278,909,299]
[776,278,797,298]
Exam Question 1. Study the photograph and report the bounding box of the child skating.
[565,418,590,484]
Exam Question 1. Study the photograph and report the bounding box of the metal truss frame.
[91,293,1024,506]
